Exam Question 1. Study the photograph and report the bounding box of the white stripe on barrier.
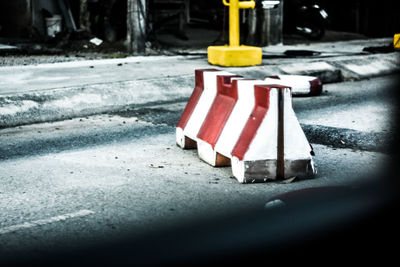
[244,88,279,161]
[283,88,314,160]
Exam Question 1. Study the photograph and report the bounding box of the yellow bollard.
[208,0,262,67]
[394,34,400,49]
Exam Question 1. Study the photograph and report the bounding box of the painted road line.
[0,210,95,235]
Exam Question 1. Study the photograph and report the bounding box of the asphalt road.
[0,74,398,264]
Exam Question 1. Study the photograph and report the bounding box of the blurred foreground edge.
[3,172,399,266]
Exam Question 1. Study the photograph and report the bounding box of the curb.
[0,53,399,128]
[0,75,194,128]
[276,61,342,83]
[273,53,400,83]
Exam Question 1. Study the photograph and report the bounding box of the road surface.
[0,74,398,264]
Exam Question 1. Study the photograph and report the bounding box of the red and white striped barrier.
[176,70,316,183]
[264,75,323,96]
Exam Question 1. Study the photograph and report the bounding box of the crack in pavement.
[301,123,395,153]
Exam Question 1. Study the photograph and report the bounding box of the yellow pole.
[208,1,260,66]
[223,0,256,47]
[229,0,240,47]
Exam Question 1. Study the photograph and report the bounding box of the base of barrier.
[232,157,316,183]
[207,45,262,67]
[197,140,231,167]
[176,128,197,149]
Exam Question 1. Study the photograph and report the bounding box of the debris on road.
[149,164,164,169]
[90,38,103,46]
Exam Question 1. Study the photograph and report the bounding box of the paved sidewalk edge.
[1,53,399,128]
[0,76,193,128]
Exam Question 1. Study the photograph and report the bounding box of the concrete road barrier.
[177,70,316,183]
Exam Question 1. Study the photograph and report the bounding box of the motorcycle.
[283,0,329,40]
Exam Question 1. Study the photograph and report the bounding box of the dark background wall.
[0,0,32,38]
[316,0,400,37]
[0,0,399,39]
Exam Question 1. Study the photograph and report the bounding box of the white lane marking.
[0,210,95,235]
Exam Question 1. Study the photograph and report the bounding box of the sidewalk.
[0,37,399,128]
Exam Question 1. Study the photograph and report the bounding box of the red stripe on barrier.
[231,85,271,160]
[309,78,323,96]
[176,69,219,130]
[196,75,241,148]
[231,85,290,160]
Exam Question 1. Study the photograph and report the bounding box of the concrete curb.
[274,53,400,82]
[276,61,342,83]
[0,75,194,128]
[0,52,399,128]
